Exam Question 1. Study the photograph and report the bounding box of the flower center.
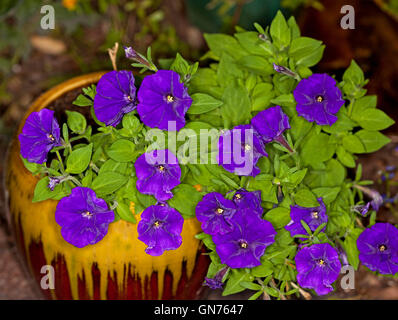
[311,211,319,219]
[47,134,55,142]
[157,165,165,172]
[153,220,162,228]
[244,144,252,152]
[239,240,248,249]
[317,259,326,266]
[166,94,174,103]
[127,95,133,101]
[378,244,387,252]
[235,193,242,200]
[82,211,93,218]
[316,95,324,103]
[215,208,224,215]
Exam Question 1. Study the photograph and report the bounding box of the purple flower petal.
[217,124,268,177]
[137,70,192,131]
[213,210,276,268]
[233,189,263,217]
[55,187,115,248]
[285,198,328,238]
[19,108,62,164]
[135,149,181,201]
[295,243,341,295]
[93,70,137,127]
[357,223,398,275]
[196,192,237,235]
[137,204,183,256]
[293,73,345,126]
[251,106,290,144]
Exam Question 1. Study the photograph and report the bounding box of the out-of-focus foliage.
[378,0,398,16]
[0,0,199,77]
[281,0,324,11]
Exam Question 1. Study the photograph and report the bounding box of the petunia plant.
[19,10,398,300]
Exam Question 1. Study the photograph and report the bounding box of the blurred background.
[1,0,398,299]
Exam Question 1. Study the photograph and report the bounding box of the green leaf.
[187,93,223,115]
[98,159,128,175]
[168,184,202,218]
[313,187,341,204]
[251,260,274,277]
[293,188,319,207]
[305,159,346,188]
[288,16,301,39]
[221,82,251,127]
[234,31,273,57]
[270,10,291,49]
[240,282,262,291]
[32,177,70,202]
[237,55,273,76]
[222,269,253,296]
[72,94,93,107]
[248,291,263,300]
[342,134,365,153]
[204,33,245,61]
[170,53,190,76]
[20,156,42,175]
[342,60,367,98]
[91,172,128,196]
[217,53,244,87]
[265,207,290,229]
[270,94,296,108]
[355,130,390,153]
[107,139,136,162]
[66,110,87,134]
[341,228,362,270]
[336,146,356,168]
[66,144,93,174]
[350,95,377,116]
[355,108,394,131]
[122,113,143,134]
[116,201,136,223]
[289,37,325,67]
[247,179,278,204]
[300,131,336,166]
[251,83,275,111]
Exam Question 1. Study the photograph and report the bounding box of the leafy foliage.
[20,10,394,300]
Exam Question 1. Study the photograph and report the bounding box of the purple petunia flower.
[204,267,228,290]
[48,177,61,191]
[285,198,328,237]
[273,63,298,78]
[137,204,183,256]
[293,73,345,126]
[124,46,138,59]
[137,70,192,131]
[357,223,398,275]
[217,124,268,177]
[213,210,276,268]
[233,189,263,217]
[352,202,371,216]
[251,105,291,146]
[19,108,62,164]
[196,192,237,235]
[295,243,341,295]
[55,187,115,248]
[93,70,137,127]
[135,149,181,201]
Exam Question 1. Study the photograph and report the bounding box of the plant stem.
[55,151,65,173]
